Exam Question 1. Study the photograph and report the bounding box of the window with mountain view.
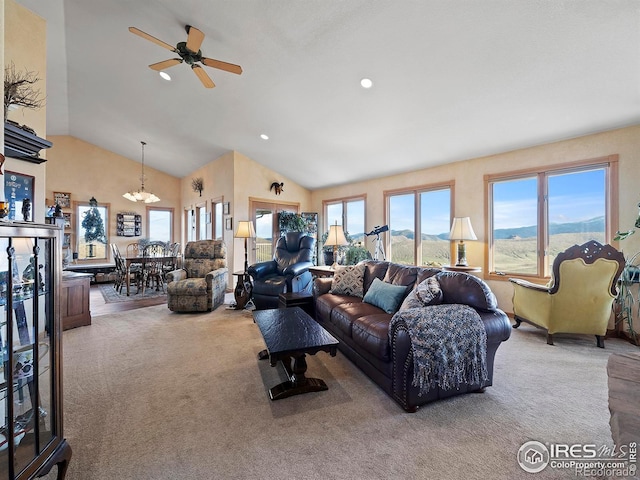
[488,158,615,278]
[324,197,366,244]
[387,186,452,266]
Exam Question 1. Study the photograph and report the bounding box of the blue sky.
[389,189,451,234]
[494,168,605,229]
[387,169,605,233]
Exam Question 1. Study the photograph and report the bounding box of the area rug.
[98,282,167,303]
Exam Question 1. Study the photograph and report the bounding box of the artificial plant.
[81,197,106,244]
[613,201,640,344]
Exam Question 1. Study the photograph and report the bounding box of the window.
[77,201,109,260]
[212,198,223,240]
[487,156,617,278]
[185,209,195,242]
[324,196,366,244]
[147,207,173,242]
[196,202,208,240]
[386,185,452,266]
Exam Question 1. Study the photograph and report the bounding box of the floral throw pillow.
[330,264,366,298]
[400,276,443,310]
[415,276,443,306]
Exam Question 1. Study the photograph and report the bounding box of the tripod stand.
[365,225,388,261]
[371,233,386,261]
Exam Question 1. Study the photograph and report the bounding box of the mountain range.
[385,216,605,241]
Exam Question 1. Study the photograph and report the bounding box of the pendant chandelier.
[123,141,160,203]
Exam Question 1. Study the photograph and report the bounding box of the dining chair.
[126,242,140,257]
[111,243,141,294]
[140,242,167,294]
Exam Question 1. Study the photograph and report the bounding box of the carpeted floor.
[98,282,166,303]
[43,304,639,480]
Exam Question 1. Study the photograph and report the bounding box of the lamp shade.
[449,217,477,241]
[325,223,349,247]
[235,221,256,239]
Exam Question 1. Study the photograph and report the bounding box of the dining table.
[123,254,177,296]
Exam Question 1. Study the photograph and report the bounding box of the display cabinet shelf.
[0,222,70,479]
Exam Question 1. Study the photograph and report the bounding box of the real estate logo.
[517,440,637,477]
[518,441,549,473]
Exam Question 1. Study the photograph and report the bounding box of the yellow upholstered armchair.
[510,240,625,348]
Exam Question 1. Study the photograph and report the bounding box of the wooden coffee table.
[253,307,339,401]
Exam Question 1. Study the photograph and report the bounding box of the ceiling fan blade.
[149,59,183,71]
[201,57,243,75]
[129,27,176,52]
[185,25,205,53]
[192,65,215,88]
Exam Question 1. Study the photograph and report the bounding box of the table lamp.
[449,217,477,266]
[325,221,349,268]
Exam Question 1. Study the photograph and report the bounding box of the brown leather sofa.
[313,260,511,412]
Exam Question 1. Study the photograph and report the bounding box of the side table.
[279,292,314,317]
[232,271,254,310]
[442,265,482,273]
[309,265,335,278]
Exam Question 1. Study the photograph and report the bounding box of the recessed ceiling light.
[260,134,269,140]
[360,78,373,89]
[159,71,171,81]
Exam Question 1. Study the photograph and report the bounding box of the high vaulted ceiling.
[15,0,640,190]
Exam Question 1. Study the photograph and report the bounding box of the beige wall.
[180,150,312,286]
[46,135,182,260]
[4,0,47,222]
[310,124,640,313]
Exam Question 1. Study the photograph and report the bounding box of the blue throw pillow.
[363,277,407,314]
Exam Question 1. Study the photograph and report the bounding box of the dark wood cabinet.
[61,272,91,330]
[0,222,71,479]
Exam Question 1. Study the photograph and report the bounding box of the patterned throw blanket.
[389,304,488,396]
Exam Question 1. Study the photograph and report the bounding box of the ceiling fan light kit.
[129,24,242,89]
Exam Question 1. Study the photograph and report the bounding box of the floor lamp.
[234,221,256,310]
[449,217,477,266]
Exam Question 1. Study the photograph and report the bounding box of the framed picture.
[63,212,72,229]
[223,202,230,215]
[4,171,35,221]
[53,191,71,208]
[225,217,233,231]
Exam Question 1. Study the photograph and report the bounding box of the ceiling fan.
[129,25,242,88]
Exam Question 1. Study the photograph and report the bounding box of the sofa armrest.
[248,261,277,279]
[166,268,187,283]
[282,261,313,277]
[313,277,333,298]
[509,277,549,292]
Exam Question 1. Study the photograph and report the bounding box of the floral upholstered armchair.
[166,240,228,312]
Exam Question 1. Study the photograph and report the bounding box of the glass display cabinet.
[0,223,70,479]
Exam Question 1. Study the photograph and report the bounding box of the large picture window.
[487,156,617,278]
[386,185,452,266]
[147,207,173,243]
[324,196,366,244]
[77,201,109,260]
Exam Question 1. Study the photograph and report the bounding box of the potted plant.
[81,197,106,258]
[321,230,358,266]
[613,202,640,345]
[278,212,306,235]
